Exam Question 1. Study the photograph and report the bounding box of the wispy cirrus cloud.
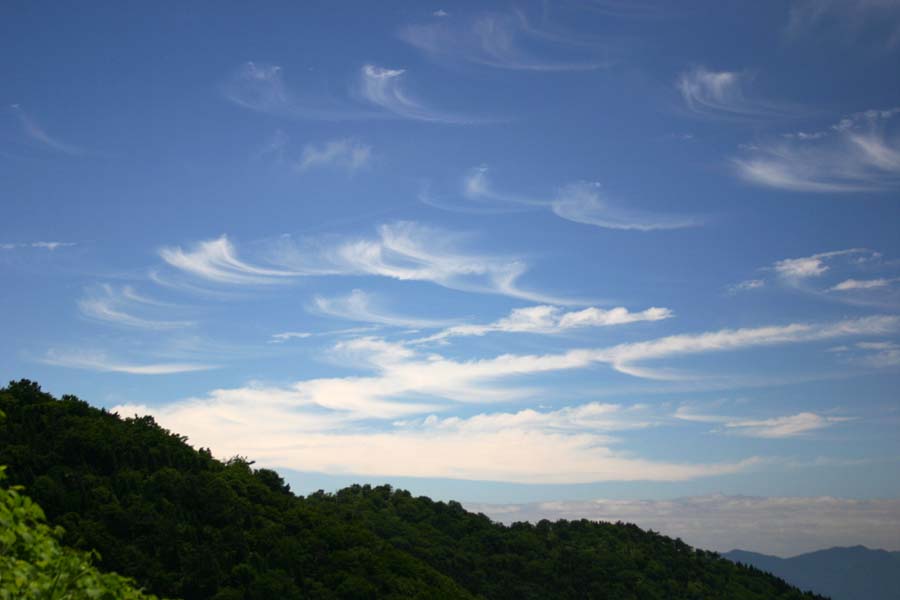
[415,304,672,344]
[399,10,609,72]
[78,284,194,330]
[157,223,581,305]
[223,61,479,124]
[676,67,792,119]
[734,107,900,192]
[429,168,700,231]
[268,221,584,305]
[773,248,871,280]
[831,277,899,291]
[551,182,701,231]
[312,289,455,329]
[357,65,480,123]
[674,406,852,438]
[159,236,300,285]
[296,138,372,172]
[42,349,216,375]
[787,0,900,48]
[0,241,76,251]
[9,105,84,156]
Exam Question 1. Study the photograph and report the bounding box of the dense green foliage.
[0,380,828,600]
[0,464,156,599]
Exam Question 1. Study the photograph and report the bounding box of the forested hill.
[0,380,827,600]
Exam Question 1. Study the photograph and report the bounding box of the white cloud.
[104,315,898,482]
[399,10,607,71]
[596,315,900,379]
[676,67,787,119]
[78,284,194,330]
[675,406,852,438]
[358,64,477,124]
[773,248,868,280]
[416,304,672,343]
[832,277,896,291]
[267,221,582,305]
[312,289,455,328]
[269,331,312,343]
[114,393,753,484]
[222,62,376,121]
[728,279,766,294]
[734,107,900,192]
[10,105,84,156]
[469,495,900,556]
[447,169,699,230]
[551,182,700,231]
[1,241,76,251]
[159,235,299,285]
[788,0,900,48]
[433,9,449,18]
[42,349,215,375]
[296,138,372,172]
[724,412,852,438]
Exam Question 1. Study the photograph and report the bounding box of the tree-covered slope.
[0,380,827,600]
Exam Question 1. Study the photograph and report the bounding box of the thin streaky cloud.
[773,248,871,280]
[415,304,672,344]
[787,0,900,48]
[222,62,379,121]
[832,277,898,291]
[312,289,457,329]
[0,241,76,251]
[674,406,852,438]
[78,284,195,330]
[9,105,84,156]
[552,182,701,231]
[267,221,588,305]
[42,349,216,375]
[399,10,610,71]
[445,169,700,230]
[357,65,482,124]
[269,332,313,343]
[159,236,300,285]
[676,67,793,120]
[734,107,900,192]
[296,138,372,172]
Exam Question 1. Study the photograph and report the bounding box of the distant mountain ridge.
[724,546,900,600]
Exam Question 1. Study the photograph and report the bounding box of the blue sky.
[3,1,900,554]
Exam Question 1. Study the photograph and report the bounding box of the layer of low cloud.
[113,391,755,484]
[469,495,900,556]
[102,315,898,486]
[734,107,900,192]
